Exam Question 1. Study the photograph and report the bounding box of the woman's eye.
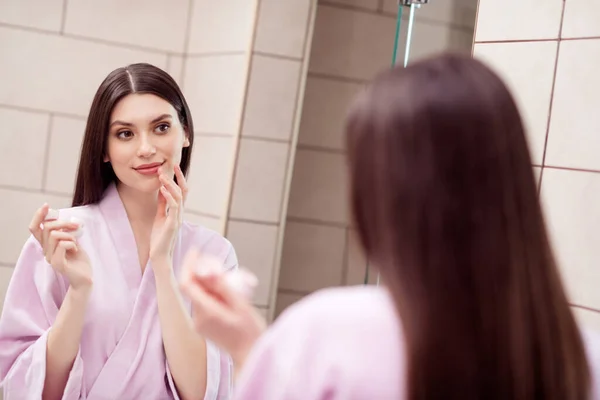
[117,130,133,139]
[155,123,170,134]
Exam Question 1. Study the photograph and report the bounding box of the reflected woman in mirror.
[180,54,600,399]
[0,64,238,400]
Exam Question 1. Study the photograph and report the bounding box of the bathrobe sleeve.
[166,233,239,400]
[0,236,85,399]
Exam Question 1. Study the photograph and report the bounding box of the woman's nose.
[137,136,156,157]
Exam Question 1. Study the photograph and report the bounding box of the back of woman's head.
[345,53,590,400]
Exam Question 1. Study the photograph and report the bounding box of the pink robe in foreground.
[233,286,600,400]
[0,183,238,399]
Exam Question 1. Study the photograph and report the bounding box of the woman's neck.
[116,183,158,225]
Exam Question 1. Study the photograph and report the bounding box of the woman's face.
[105,93,189,193]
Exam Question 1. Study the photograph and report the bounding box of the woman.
[179,54,600,399]
[0,64,237,399]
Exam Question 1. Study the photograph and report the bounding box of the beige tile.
[326,0,379,11]
[242,55,301,141]
[0,27,167,117]
[45,116,86,195]
[0,188,71,265]
[279,221,346,292]
[298,76,363,150]
[188,0,256,54]
[186,135,235,217]
[274,291,305,319]
[287,149,348,224]
[546,40,600,170]
[0,0,63,31]
[255,306,269,319]
[562,0,600,39]
[398,22,474,64]
[64,0,188,52]
[183,55,248,135]
[540,169,600,310]
[166,55,185,87]
[474,0,563,42]
[183,212,223,235]
[474,42,557,166]
[382,0,477,28]
[226,220,279,306]
[0,108,49,190]
[254,0,312,58]
[0,266,14,317]
[309,5,396,81]
[230,139,289,223]
[573,307,600,335]
[345,228,378,286]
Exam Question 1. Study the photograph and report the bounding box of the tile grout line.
[40,115,54,192]
[60,0,69,34]
[179,0,195,90]
[287,215,349,229]
[228,217,279,227]
[571,304,600,314]
[0,22,185,56]
[538,0,566,193]
[252,50,302,62]
[308,71,370,85]
[0,103,86,120]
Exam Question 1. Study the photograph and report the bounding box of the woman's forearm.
[43,286,90,400]
[153,259,208,400]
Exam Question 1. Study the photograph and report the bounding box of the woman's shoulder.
[179,220,237,269]
[275,285,399,334]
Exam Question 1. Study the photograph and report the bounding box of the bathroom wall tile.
[226,220,279,306]
[64,0,189,52]
[255,306,269,320]
[0,266,14,317]
[573,307,600,334]
[188,0,256,54]
[183,55,248,135]
[242,55,302,141]
[229,139,289,223]
[562,0,600,39]
[183,213,223,235]
[274,291,305,319]
[287,149,348,224]
[0,188,71,265]
[474,0,563,42]
[254,0,312,59]
[0,27,167,116]
[186,135,235,217]
[474,42,558,165]
[540,169,600,311]
[382,0,478,28]
[0,0,63,32]
[298,76,363,150]
[45,116,86,195]
[166,55,185,86]
[546,40,600,171]
[398,21,474,64]
[0,108,49,190]
[279,221,346,292]
[309,5,396,81]
[323,0,379,11]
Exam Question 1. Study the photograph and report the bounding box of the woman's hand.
[150,164,188,263]
[179,249,266,370]
[28,204,93,292]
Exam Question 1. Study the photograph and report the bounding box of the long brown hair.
[345,54,590,399]
[72,63,194,206]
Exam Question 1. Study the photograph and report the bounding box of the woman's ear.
[183,128,190,148]
[103,154,109,162]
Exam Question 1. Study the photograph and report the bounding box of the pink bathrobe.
[0,183,238,399]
